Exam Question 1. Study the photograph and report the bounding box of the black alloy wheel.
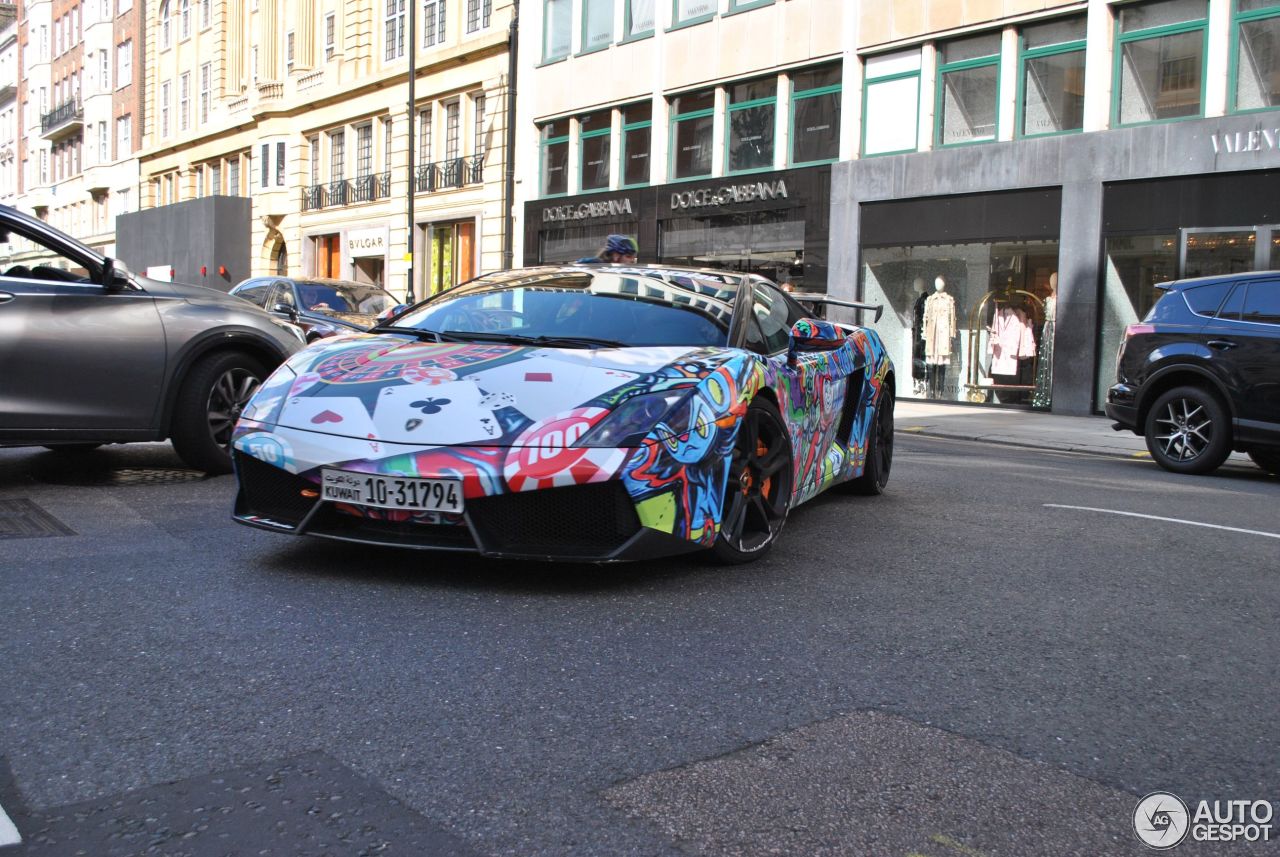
[1247,448,1280,476]
[171,351,267,475]
[845,386,894,495]
[711,398,793,564]
[1143,385,1232,475]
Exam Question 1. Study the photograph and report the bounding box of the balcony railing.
[414,155,484,193]
[301,171,391,211]
[40,98,84,139]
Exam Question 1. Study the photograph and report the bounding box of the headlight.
[270,317,307,345]
[573,390,691,448]
[240,364,296,425]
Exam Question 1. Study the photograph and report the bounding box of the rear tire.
[845,386,894,495]
[1143,385,1231,475]
[711,398,793,565]
[170,351,266,475]
[1247,448,1280,476]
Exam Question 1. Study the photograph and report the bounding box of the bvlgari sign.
[347,226,388,257]
[543,198,635,222]
[670,179,789,210]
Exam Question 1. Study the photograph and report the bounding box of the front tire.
[1143,385,1231,475]
[711,398,793,565]
[1247,448,1280,476]
[170,351,266,475]
[846,386,894,495]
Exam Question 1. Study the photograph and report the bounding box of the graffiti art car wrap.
[231,266,894,562]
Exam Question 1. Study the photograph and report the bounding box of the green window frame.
[935,38,1001,147]
[1230,0,1280,113]
[725,79,777,175]
[623,0,656,42]
[1016,23,1086,138]
[539,121,570,198]
[579,0,613,55]
[669,91,715,181]
[541,0,572,64]
[727,0,772,13]
[621,103,652,187]
[579,111,612,191]
[1111,1,1208,128]
[860,51,921,157]
[669,0,717,32]
[790,66,841,166]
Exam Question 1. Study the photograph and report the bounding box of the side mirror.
[376,304,409,323]
[103,258,132,292]
[272,302,299,320]
[787,318,846,362]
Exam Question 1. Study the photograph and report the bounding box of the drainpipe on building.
[501,11,518,271]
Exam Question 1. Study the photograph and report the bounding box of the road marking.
[1045,504,1280,540]
[930,834,991,857]
[0,800,19,846]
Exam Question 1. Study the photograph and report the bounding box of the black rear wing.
[787,292,884,324]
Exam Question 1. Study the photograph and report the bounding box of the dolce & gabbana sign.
[670,179,789,211]
[543,198,636,223]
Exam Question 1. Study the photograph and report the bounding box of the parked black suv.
[1106,271,1280,476]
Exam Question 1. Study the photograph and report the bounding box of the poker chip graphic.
[504,407,626,492]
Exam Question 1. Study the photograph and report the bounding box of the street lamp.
[405,0,418,304]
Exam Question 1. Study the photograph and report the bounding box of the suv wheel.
[170,351,266,475]
[1247,448,1280,476]
[1144,385,1232,475]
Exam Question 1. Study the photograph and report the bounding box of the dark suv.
[0,204,304,473]
[1106,271,1280,476]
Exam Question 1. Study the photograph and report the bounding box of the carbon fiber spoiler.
[786,292,884,324]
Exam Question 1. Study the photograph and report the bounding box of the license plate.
[320,469,463,513]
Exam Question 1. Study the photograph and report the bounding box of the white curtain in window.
[628,0,654,34]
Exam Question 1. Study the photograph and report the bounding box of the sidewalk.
[895,400,1153,459]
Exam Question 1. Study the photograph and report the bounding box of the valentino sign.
[670,179,789,210]
[543,198,636,222]
[1210,128,1280,155]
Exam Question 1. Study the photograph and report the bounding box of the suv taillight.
[1124,323,1156,338]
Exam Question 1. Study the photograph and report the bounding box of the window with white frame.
[180,72,190,131]
[287,31,295,70]
[100,51,109,92]
[356,123,373,176]
[201,0,210,29]
[276,141,286,186]
[180,0,191,39]
[98,121,107,162]
[445,101,460,159]
[260,143,270,187]
[330,129,346,180]
[116,40,131,88]
[200,63,211,124]
[424,0,446,46]
[116,114,131,157]
[309,135,320,184]
[160,80,171,136]
[419,106,432,162]
[195,164,205,197]
[161,2,171,50]
[382,117,393,171]
[466,0,491,32]
[325,14,337,60]
[473,93,485,157]
[386,0,407,61]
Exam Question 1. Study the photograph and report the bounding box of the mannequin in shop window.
[911,277,929,395]
[1031,272,1057,409]
[922,276,957,399]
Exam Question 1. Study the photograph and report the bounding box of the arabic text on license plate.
[320,470,463,512]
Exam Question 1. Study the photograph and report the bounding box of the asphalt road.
[0,435,1277,856]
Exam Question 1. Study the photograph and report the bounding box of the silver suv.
[0,204,304,473]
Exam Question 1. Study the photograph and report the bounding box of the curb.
[896,425,1151,461]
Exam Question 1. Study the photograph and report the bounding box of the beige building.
[140,0,513,299]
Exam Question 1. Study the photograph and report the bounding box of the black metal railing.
[414,155,484,193]
[40,98,84,135]
[301,171,391,211]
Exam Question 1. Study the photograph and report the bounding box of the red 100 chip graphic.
[504,408,627,492]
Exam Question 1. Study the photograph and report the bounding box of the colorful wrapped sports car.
[231,266,894,564]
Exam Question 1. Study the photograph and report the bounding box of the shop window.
[1113,0,1207,126]
[670,89,715,180]
[579,110,611,191]
[726,78,776,173]
[582,0,613,53]
[862,240,1061,407]
[674,0,716,28]
[1096,234,1177,408]
[429,220,476,294]
[862,50,920,156]
[622,101,652,186]
[1018,16,1086,137]
[660,210,809,288]
[791,63,840,165]
[937,33,1000,146]
[1233,0,1280,112]
[540,119,569,196]
[625,0,655,40]
[543,0,571,62]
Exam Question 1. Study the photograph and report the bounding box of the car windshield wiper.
[438,331,627,348]
[370,325,449,342]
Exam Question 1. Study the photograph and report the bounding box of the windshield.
[296,281,398,316]
[390,272,735,347]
